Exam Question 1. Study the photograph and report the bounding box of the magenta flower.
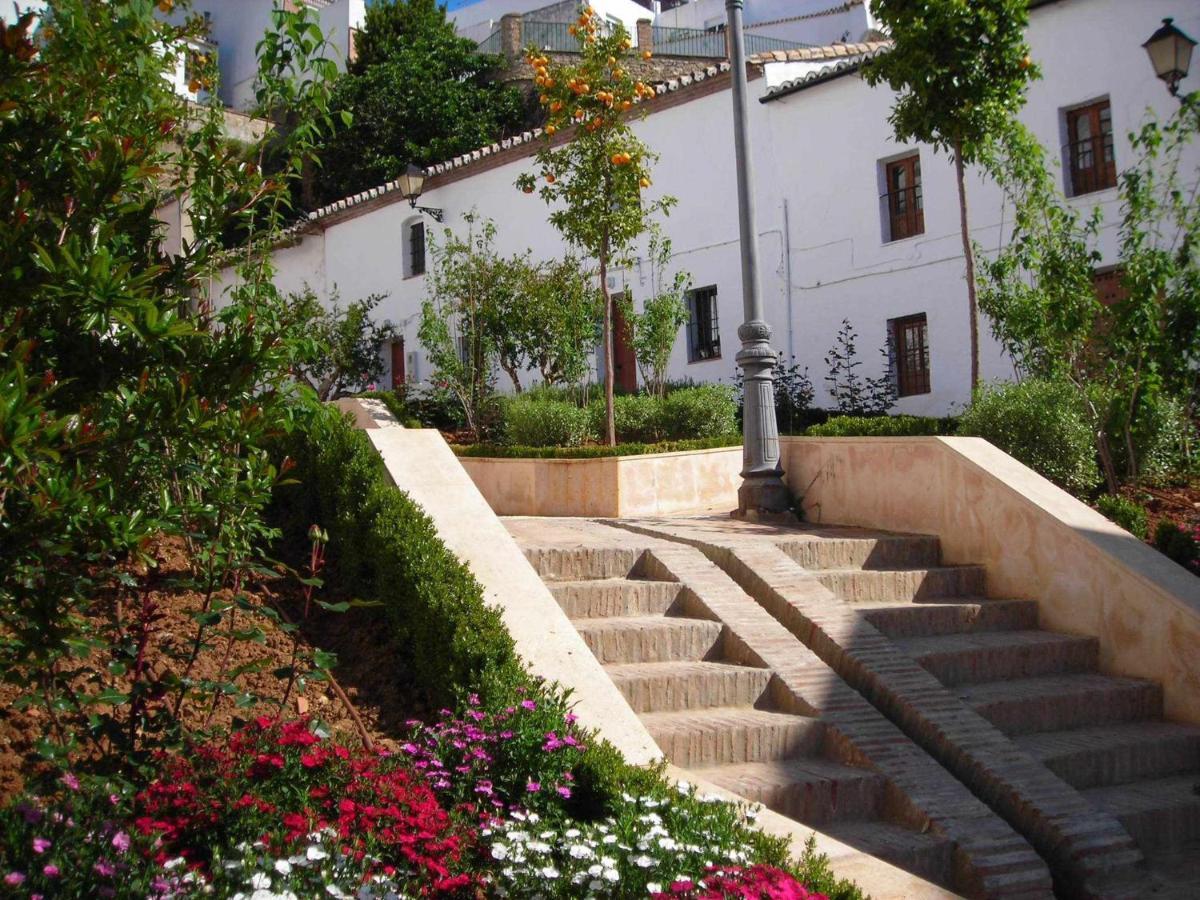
[42,865,59,879]
[520,700,537,711]
[31,837,51,854]
[60,772,80,791]
[93,860,116,877]
[556,786,572,798]
[4,872,25,886]
[111,831,131,854]
[526,781,541,793]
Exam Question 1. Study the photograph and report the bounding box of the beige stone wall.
[781,436,1200,724]
[457,446,743,517]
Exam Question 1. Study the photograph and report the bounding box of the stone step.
[859,598,1040,638]
[894,630,1099,686]
[1083,775,1200,858]
[642,707,825,767]
[549,578,683,620]
[522,546,642,581]
[574,616,723,665]
[778,532,942,571]
[693,757,886,825]
[958,673,1163,736]
[813,565,987,603]
[1016,721,1200,790]
[821,820,957,889]
[606,660,772,714]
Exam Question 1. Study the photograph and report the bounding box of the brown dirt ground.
[0,537,427,804]
[1119,478,1200,553]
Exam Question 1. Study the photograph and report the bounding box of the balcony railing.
[651,25,808,58]
[881,184,924,242]
[1065,133,1116,196]
[520,20,580,53]
[476,28,502,55]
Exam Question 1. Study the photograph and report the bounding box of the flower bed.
[0,697,854,899]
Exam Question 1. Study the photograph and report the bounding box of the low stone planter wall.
[457,446,744,517]
[781,435,1200,724]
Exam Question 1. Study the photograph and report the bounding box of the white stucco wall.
[656,0,877,45]
[453,0,654,44]
[255,0,1197,416]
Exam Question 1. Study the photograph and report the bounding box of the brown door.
[612,297,638,394]
[390,338,405,389]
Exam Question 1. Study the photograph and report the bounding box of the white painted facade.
[453,0,655,45]
[655,0,880,46]
[229,0,1196,415]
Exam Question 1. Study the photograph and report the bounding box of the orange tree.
[515,6,673,445]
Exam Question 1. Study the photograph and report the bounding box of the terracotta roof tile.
[759,43,891,103]
[748,40,890,66]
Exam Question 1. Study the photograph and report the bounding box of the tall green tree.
[864,0,1038,391]
[516,9,674,444]
[318,0,525,204]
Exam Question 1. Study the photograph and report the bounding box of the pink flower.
[556,786,571,798]
[4,872,25,886]
[111,831,131,854]
[31,837,51,854]
[93,860,116,877]
[42,865,59,879]
[520,700,537,711]
[526,781,541,793]
[60,772,80,791]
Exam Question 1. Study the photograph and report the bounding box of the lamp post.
[725,0,789,518]
[1143,17,1195,99]
[396,163,445,222]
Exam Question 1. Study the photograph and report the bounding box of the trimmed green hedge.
[274,405,526,706]
[454,435,742,459]
[804,415,956,437]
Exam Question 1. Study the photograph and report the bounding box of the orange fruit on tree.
[642,50,652,60]
[639,177,650,189]
[545,124,557,135]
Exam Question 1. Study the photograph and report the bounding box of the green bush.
[502,397,594,447]
[1111,393,1197,480]
[454,435,742,459]
[274,406,526,706]
[589,393,664,443]
[805,415,956,437]
[1096,494,1149,539]
[1153,521,1200,572]
[661,384,739,440]
[957,379,1101,496]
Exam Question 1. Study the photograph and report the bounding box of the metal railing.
[1064,133,1117,196]
[880,185,924,242]
[651,25,808,58]
[521,20,581,53]
[476,28,502,55]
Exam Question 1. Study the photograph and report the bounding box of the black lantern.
[396,163,444,222]
[1143,17,1195,97]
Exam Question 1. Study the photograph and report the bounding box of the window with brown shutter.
[883,154,924,242]
[889,313,931,397]
[1067,99,1116,196]
[686,286,721,362]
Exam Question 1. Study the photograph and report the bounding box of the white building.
[453,0,655,45]
[232,0,1198,415]
[655,0,882,47]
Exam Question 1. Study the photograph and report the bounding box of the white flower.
[492,844,509,861]
[647,883,662,895]
[326,885,349,899]
[676,781,691,794]
[565,828,581,839]
[274,859,292,875]
[601,834,618,844]
[529,841,552,854]
[507,830,528,843]
[658,837,678,851]
[603,868,620,883]
[306,845,329,862]
[163,857,187,871]
[568,844,594,860]
[633,855,654,868]
[250,873,272,891]
[540,866,560,879]
[589,880,604,891]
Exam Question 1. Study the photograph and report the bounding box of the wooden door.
[390,338,405,389]
[612,297,638,394]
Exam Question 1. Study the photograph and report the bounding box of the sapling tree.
[516,6,675,444]
[863,0,1039,392]
[622,232,691,397]
[823,319,896,416]
[288,289,397,400]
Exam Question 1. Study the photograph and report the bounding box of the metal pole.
[726,0,789,517]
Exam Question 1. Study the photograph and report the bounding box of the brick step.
[692,757,886,825]
[549,578,683,620]
[575,616,722,665]
[606,660,772,713]
[959,673,1162,736]
[642,707,824,767]
[894,629,1099,686]
[1083,775,1200,858]
[813,565,987,603]
[859,598,1040,638]
[1016,721,1200,790]
[778,532,941,571]
[821,820,957,889]
[521,546,641,581]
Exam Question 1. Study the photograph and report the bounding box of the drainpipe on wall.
[783,198,794,362]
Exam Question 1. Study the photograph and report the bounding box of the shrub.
[503,397,594,447]
[661,385,739,440]
[274,406,526,706]
[957,379,1101,496]
[805,415,955,437]
[1096,494,1149,539]
[362,385,465,431]
[589,393,664,443]
[1153,521,1200,573]
[455,436,742,459]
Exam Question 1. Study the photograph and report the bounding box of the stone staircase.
[816,533,1200,885]
[536,551,961,888]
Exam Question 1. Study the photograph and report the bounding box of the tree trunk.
[954,140,981,394]
[599,247,616,447]
[501,360,523,394]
